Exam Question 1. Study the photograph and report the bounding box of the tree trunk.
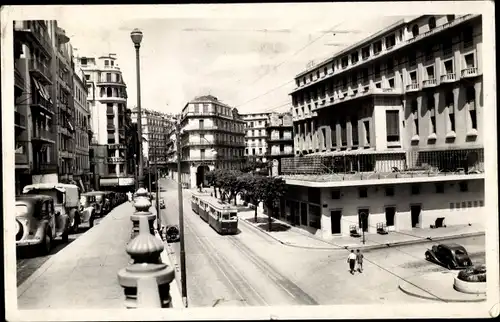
[233,193,238,206]
[213,185,217,198]
[254,202,258,223]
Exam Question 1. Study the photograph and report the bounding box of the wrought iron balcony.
[29,59,52,85]
[31,95,54,115]
[461,67,478,78]
[441,73,457,83]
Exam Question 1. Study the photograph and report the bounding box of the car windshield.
[26,189,63,204]
[16,205,28,217]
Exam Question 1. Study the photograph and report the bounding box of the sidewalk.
[17,201,182,310]
[238,209,485,251]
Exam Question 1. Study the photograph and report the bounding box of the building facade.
[242,112,270,163]
[131,108,174,171]
[169,95,246,188]
[75,54,134,190]
[14,20,57,193]
[50,22,76,185]
[266,112,294,174]
[280,14,484,239]
[73,68,91,190]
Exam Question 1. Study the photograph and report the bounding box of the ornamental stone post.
[118,212,175,308]
[131,187,156,239]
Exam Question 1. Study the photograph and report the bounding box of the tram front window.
[222,214,230,220]
[229,212,238,220]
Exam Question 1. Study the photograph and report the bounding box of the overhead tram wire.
[236,22,345,109]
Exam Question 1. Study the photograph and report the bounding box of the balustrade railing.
[118,188,175,309]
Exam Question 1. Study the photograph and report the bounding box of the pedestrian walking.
[356,249,364,273]
[347,250,357,274]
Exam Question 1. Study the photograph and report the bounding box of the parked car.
[160,198,166,209]
[23,183,81,233]
[165,225,180,243]
[425,243,473,270]
[16,195,70,254]
[86,191,106,217]
[79,193,98,228]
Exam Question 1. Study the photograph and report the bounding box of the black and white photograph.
[1,2,498,321]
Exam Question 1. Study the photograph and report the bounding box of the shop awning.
[32,77,52,103]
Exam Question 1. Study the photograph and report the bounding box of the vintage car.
[79,193,98,228]
[160,198,166,209]
[16,195,70,254]
[23,183,81,233]
[165,225,180,243]
[425,243,473,270]
[103,191,114,213]
[84,191,106,217]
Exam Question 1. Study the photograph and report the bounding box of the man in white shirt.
[347,250,357,274]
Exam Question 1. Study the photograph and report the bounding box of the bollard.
[118,215,175,309]
[131,187,155,239]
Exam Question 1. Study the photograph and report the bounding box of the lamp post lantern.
[131,28,145,188]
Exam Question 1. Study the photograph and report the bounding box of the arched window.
[100,87,105,97]
[412,25,419,37]
[428,17,436,30]
[113,87,118,97]
[106,87,112,97]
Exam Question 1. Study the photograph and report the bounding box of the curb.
[398,282,487,303]
[240,217,485,251]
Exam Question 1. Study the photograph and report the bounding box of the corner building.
[241,112,271,163]
[282,14,484,239]
[171,95,246,188]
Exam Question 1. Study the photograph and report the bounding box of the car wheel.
[89,212,95,228]
[41,231,52,255]
[447,262,454,270]
[425,252,431,261]
[71,212,79,233]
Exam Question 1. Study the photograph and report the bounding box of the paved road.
[158,178,485,306]
[16,213,105,286]
[158,178,317,307]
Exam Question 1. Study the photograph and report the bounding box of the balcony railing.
[15,111,26,129]
[268,136,293,142]
[441,73,457,83]
[405,82,420,92]
[270,151,295,156]
[32,127,56,143]
[422,78,437,88]
[292,14,477,94]
[31,95,54,114]
[183,139,245,147]
[281,148,484,181]
[461,67,478,78]
[14,21,52,57]
[29,59,52,84]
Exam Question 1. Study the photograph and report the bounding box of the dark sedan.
[425,243,473,270]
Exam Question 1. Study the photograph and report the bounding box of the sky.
[52,4,411,115]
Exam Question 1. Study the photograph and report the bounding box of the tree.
[206,169,225,198]
[241,174,265,223]
[219,170,243,205]
[259,177,287,231]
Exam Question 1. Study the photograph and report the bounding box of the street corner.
[398,271,487,303]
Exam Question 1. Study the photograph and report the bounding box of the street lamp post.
[130,28,145,189]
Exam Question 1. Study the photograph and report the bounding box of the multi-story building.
[242,112,270,163]
[131,108,174,171]
[280,14,484,239]
[14,20,58,192]
[266,112,294,174]
[73,68,91,190]
[49,22,76,184]
[75,53,134,190]
[169,95,246,188]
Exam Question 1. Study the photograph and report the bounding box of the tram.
[192,195,238,234]
[190,191,211,215]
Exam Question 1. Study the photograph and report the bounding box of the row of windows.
[245,119,267,128]
[295,15,462,87]
[99,86,126,99]
[196,148,244,157]
[193,119,245,133]
[75,130,89,149]
[247,129,267,137]
[189,103,234,117]
[85,72,122,83]
[292,49,477,107]
[75,154,90,173]
[74,83,87,106]
[192,133,245,144]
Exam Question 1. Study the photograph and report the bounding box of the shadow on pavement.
[246,216,274,224]
[256,222,291,232]
[16,237,77,259]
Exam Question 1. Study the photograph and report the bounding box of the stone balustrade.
[118,187,175,309]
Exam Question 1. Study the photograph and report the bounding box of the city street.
[159,178,486,306]
[16,219,101,287]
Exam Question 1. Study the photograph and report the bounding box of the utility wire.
[236,22,345,109]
